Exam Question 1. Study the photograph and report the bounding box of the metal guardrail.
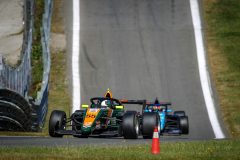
[33,0,53,130]
[0,0,53,131]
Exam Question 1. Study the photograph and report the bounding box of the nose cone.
[82,108,101,134]
[81,126,92,134]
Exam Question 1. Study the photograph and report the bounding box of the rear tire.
[122,111,139,139]
[142,112,160,139]
[179,116,189,134]
[49,110,66,137]
[174,111,185,117]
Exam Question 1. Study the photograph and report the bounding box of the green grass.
[30,0,45,98]
[0,139,240,160]
[204,0,240,137]
[51,0,65,34]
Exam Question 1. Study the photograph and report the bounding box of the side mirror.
[81,104,89,109]
[115,105,124,109]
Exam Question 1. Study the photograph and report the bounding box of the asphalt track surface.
[79,0,217,140]
[0,0,225,146]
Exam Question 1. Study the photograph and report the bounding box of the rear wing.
[120,99,147,112]
[145,102,172,112]
[120,100,172,112]
[146,102,172,106]
[120,99,146,105]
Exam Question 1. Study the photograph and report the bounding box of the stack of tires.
[0,89,33,131]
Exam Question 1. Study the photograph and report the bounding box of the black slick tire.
[142,112,159,139]
[122,111,139,139]
[179,116,189,134]
[49,110,66,137]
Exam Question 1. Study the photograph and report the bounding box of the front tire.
[142,112,160,139]
[49,110,66,137]
[174,111,185,117]
[179,116,189,134]
[122,111,139,139]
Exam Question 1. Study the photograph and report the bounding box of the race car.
[143,98,189,136]
[48,89,159,139]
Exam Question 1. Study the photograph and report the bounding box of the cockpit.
[90,97,122,109]
[145,104,165,112]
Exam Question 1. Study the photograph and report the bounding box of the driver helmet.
[153,106,158,110]
[101,100,110,108]
[147,105,153,112]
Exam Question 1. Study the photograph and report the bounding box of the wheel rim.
[62,116,67,130]
[135,118,139,135]
[158,120,160,134]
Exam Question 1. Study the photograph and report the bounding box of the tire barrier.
[0,89,35,131]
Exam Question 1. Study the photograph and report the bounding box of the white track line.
[72,0,80,113]
[190,0,225,139]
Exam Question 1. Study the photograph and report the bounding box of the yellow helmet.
[104,88,113,98]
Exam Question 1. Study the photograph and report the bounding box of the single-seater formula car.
[49,89,159,139]
[143,99,189,136]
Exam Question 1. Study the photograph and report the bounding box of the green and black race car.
[49,97,160,139]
